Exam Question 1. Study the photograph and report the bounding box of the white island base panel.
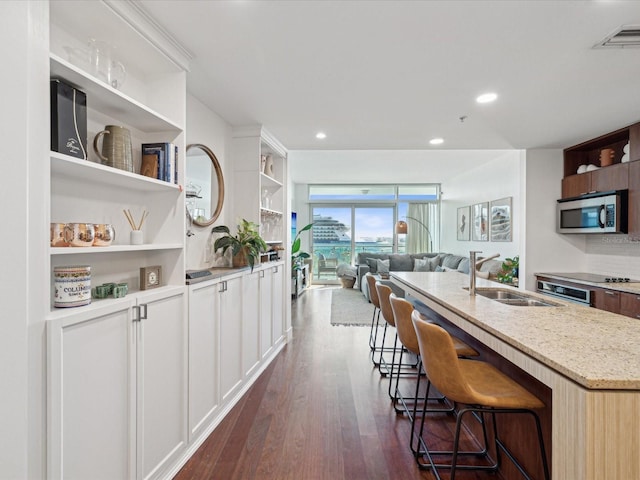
[391,271,640,480]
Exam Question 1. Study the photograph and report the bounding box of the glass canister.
[54,265,91,307]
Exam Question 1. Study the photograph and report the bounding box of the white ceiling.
[139,0,640,151]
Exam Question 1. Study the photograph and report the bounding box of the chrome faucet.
[469,251,481,296]
[469,251,500,296]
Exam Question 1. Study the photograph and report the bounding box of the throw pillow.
[441,254,465,269]
[442,266,457,272]
[457,258,471,274]
[376,259,390,275]
[413,257,430,272]
[427,255,441,271]
[389,254,413,272]
[435,265,444,272]
[366,257,379,274]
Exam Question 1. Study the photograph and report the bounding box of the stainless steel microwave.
[557,190,628,234]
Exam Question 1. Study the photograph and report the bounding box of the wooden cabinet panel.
[620,292,640,320]
[592,288,621,314]
[629,161,640,238]
[591,162,629,192]
[562,173,591,198]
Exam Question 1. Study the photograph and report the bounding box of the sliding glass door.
[311,205,395,284]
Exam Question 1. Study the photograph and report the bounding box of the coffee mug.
[64,223,95,247]
[93,224,115,246]
[91,285,110,299]
[50,223,70,247]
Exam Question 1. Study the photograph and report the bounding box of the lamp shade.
[395,220,408,234]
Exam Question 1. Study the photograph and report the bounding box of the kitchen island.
[391,271,640,480]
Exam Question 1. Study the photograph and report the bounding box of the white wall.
[440,151,522,261]
[522,149,586,290]
[185,94,233,269]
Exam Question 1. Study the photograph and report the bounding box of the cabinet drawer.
[620,292,640,320]
[592,288,621,314]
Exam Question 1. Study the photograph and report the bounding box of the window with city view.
[308,185,440,283]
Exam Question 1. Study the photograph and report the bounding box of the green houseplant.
[211,219,268,271]
[291,222,314,272]
[497,255,519,284]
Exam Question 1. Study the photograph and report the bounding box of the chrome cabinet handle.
[605,291,617,297]
[132,305,141,322]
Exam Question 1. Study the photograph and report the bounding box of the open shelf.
[50,54,183,133]
[51,243,183,256]
[51,152,181,193]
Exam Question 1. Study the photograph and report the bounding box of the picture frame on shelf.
[490,197,512,242]
[140,265,162,290]
[472,202,489,241]
[457,206,470,241]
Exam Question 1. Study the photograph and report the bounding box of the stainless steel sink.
[465,287,560,307]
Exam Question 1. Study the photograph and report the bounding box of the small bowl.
[577,165,587,174]
[586,164,600,172]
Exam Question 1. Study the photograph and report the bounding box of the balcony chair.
[316,253,338,279]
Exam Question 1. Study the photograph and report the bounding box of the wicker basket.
[340,277,356,289]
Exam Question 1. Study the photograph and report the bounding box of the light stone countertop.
[391,271,640,390]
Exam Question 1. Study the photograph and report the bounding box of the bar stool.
[375,282,419,387]
[365,274,382,358]
[411,315,550,480]
[390,296,478,415]
[391,298,479,457]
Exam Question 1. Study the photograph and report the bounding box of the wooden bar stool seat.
[412,314,550,480]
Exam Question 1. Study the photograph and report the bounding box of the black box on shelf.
[50,79,87,159]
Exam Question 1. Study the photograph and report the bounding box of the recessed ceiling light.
[429,138,444,145]
[315,132,327,139]
[476,93,498,104]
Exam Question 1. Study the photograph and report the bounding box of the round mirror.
[185,144,224,226]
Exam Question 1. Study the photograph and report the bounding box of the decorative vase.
[263,155,274,177]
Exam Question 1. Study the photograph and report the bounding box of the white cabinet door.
[187,280,220,440]
[242,271,261,378]
[137,288,187,480]
[219,276,244,401]
[259,268,274,359]
[271,265,284,346]
[47,300,136,480]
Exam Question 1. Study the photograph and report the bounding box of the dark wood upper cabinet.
[629,160,640,238]
[561,173,591,198]
[591,162,629,192]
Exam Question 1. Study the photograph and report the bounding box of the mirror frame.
[186,143,225,227]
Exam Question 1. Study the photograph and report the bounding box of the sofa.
[356,252,503,301]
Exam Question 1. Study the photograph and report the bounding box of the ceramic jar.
[54,265,91,307]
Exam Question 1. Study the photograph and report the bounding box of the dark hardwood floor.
[175,286,505,480]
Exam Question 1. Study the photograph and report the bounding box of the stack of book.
[141,142,178,184]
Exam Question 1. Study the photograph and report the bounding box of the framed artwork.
[472,202,489,241]
[490,197,512,242]
[457,206,470,241]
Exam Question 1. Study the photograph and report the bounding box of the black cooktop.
[552,272,639,283]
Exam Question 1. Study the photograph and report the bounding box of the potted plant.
[291,222,314,273]
[211,219,268,271]
[497,255,519,285]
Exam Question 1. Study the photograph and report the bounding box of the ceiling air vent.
[594,25,640,48]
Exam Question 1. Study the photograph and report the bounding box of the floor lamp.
[395,216,433,252]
